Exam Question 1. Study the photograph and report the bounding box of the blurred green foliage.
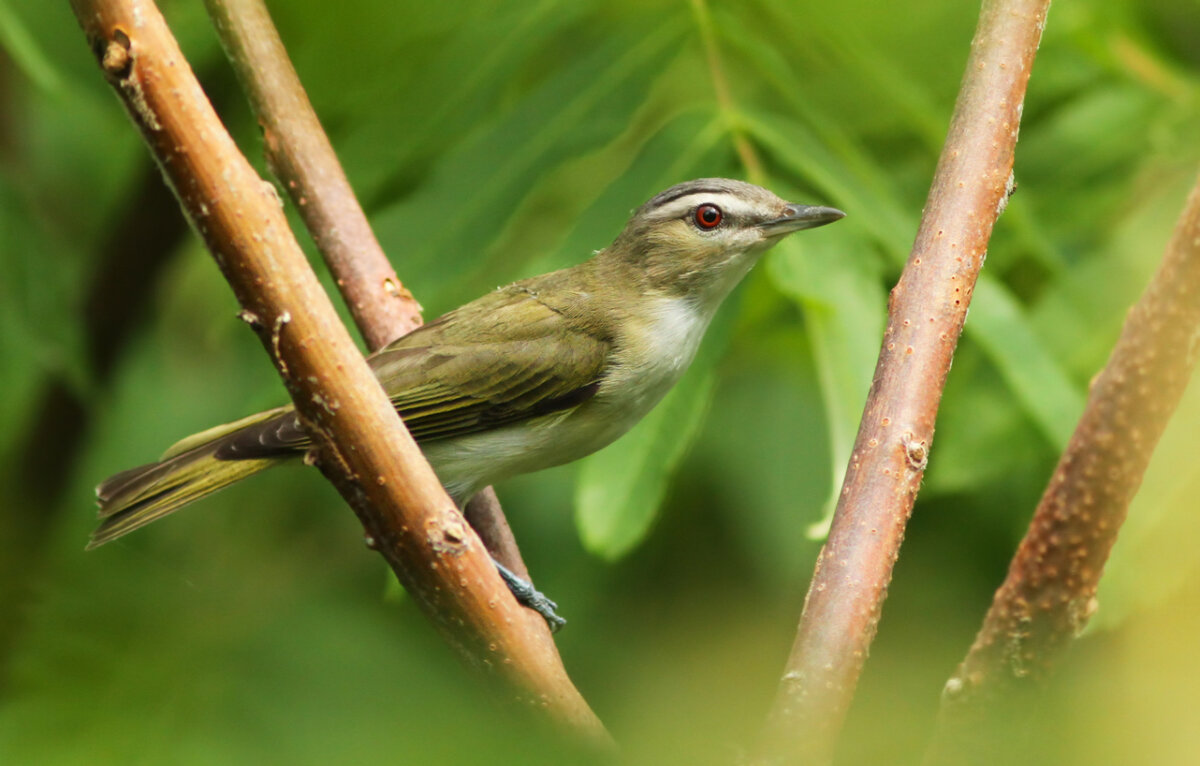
[1,0,1199,763]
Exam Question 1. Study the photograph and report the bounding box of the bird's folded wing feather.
[214,285,612,458]
[374,285,611,441]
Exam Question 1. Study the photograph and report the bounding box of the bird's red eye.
[694,204,722,229]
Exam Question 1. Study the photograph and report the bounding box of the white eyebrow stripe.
[648,192,760,221]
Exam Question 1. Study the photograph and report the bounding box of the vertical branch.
[0,63,231,694]
[203,0,421,350]
[925,172,1200,763]
[755,0,1050,762]
[201,0,533,582]
[68,0,607,746]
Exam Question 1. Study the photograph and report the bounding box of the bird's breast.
[421,296,712,506]
[599,295,710,409]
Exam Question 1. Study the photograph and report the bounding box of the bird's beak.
[759,204,846,236]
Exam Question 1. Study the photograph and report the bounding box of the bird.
[92,178,843,623]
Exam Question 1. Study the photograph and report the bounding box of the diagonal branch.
[200,0,535,581]
[203,0,421,351]
[925,171,1200,763]
[68,0,607,746]
[754,0,1050,762]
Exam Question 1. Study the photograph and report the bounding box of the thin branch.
[68,0,607,746]
[925,172,1200,764]
[201,0,533,585]
[754,0,1050,762]
[201,0,421,351]
[464,487,532,581]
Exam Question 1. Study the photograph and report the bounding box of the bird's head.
[607,178,844,305]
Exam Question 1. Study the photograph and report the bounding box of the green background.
[1,0,1199,763]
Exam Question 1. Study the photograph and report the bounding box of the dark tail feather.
[90,407,296,548]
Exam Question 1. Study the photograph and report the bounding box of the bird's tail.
[90,406,297,548]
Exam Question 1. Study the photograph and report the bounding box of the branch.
[68,0,607,746]
[201,0,533,582]
[202,0,420,350]
[925,172,1200,763]
[754,0,1050,762]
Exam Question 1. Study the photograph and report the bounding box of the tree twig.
[201,0,534,586]
[68,0,607,746]
[202,0,421,351]
[924,172,1200,764]
[464,487,532,580]
[754,0,1050,762]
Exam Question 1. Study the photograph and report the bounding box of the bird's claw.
[493,559,567,633]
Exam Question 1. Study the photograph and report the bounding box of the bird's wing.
[214,284,612,457]
[371,284,611,442]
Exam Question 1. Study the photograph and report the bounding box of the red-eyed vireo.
[92,178,843,619]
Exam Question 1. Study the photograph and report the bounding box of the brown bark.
[203,0,421,351]
[201,0,533,583]
[68,0,606,746]
[925,172,1200,764]
[755,0,1051,762]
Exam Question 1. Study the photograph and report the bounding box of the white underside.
[423,294,712,505]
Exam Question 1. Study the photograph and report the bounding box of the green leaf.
[0,177,88,446]
[575,356,717,561]
[745,109,1084,455]
[744,108,913,258]
[494,107,730,282]
[535,110,724,249]
[367,17,687,308]
[925,345,1054,497]
[969,278,1084,449]
[0,0,65,95]
[767,225,886,537]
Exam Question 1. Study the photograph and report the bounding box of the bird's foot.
[492,559,567,633]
